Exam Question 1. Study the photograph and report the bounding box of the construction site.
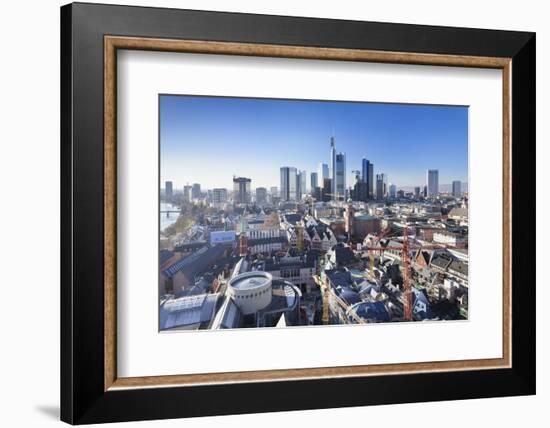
[159,194,469,330]
[314,221,467,326]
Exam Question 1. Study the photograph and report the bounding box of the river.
[160,202,180,231]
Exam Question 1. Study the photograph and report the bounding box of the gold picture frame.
[103,36,512,391]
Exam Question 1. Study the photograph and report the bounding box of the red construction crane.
[364,224,445,321]
[402,224,412,320]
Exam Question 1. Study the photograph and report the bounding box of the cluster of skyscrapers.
[276,137,463,203]
[280,137,348,203]
[279,136,385,203]
[165,136,464,205]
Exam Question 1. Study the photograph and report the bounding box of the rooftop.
[160,293,221,330]
[173,240,208,252]
[336,286,361,305]
[306,224,333,241]
[448,260,468,276]
[229,271,272,290]
[325,268,354,288]
[449,207,468,218]
[283,213,302,225]
[330,243,357,265]
[354,214,377,221]
[159,249,175,266]
[260,280,301,314]
[261,253,316,271]
[348,301,391,322]
[430,252,453,270]
[162,245,226,279]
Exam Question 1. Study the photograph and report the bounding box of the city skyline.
[162,176,468,194]
[160,95,468,189]
[159,95,470,330]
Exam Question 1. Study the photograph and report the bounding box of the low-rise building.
[347,301,391,323]
[448,207,468,221]
[255,253,317,293]
[433,230,467,247]
[352,214,381,240]
[415,226,438,241]
[159,293,221,330]
[304,223,337,252]
[323,268,361,323]
[326,243,357,269]
[430,251,453,274]
[447,259,468,284]
[209,230,236,246]
[247,236,287,255]
[319,216,346,239]
[161,245,228,294]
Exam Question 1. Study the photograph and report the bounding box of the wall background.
[0,1,545,426]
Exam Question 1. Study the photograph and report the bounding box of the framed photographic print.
[61,2,536,424]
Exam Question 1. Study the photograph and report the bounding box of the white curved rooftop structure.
[227,271,273,315]
[229,271,272,290]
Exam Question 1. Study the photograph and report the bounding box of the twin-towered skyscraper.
[361,158,374,199]
[279,166,298,201]
[279,167,309,202]
[332,136,379,201]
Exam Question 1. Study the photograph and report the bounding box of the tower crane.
[314,274,366,325]
[364,224,446,321]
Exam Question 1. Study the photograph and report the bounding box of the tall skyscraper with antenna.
[330,136,346,201]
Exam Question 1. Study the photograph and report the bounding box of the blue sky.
[160,95,468,190]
